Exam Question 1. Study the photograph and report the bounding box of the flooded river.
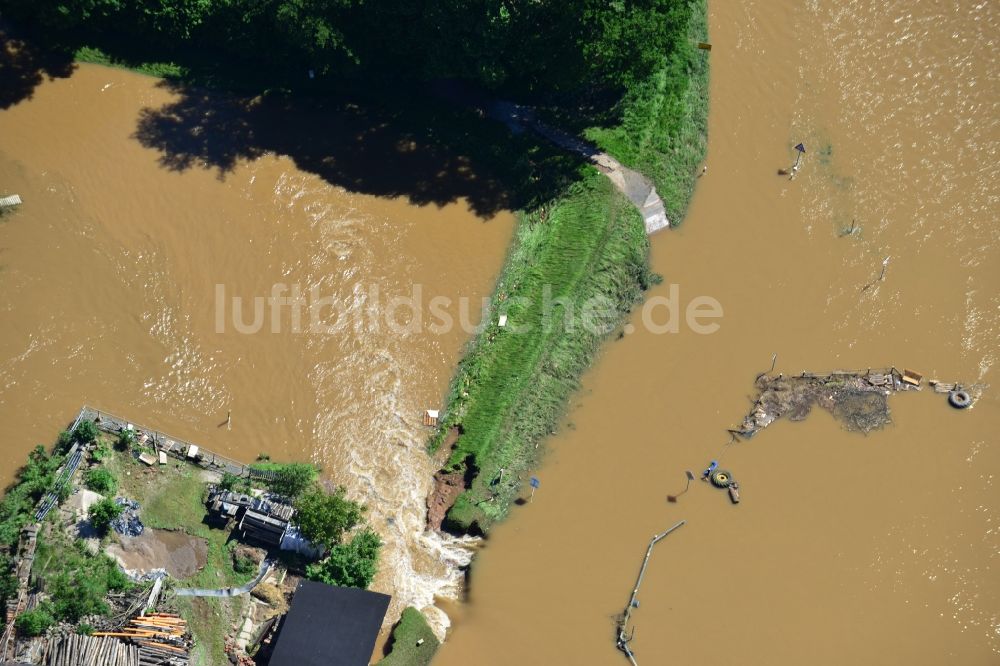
[1,0,998,661]
[0,64,515,632]
[436,0,999,664]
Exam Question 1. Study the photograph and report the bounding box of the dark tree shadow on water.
[132,80,585,219]
[0,33,76,110]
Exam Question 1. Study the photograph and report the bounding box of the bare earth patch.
[107,528,208,579]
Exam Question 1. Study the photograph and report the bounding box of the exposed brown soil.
[427,471,465,531]
[233,543,266,566]
[107,528,208,579]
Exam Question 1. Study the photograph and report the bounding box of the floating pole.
[616,520,686,665]
[227,410,232,430]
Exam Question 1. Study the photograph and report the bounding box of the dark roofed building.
[267,581,391,666]
[239,509,288,547]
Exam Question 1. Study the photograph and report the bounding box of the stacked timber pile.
[94,614,191,666]
[44,633,139,666]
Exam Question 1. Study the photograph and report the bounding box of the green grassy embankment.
[73,45,186,79]
[585,0,709,224]
[429,172,654,533]
[378,607,440,665]
[429,0,709,534]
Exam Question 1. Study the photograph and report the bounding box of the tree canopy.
[84,467,117,495]
[305,528,382,589]
[293,486,364,549]
[5,0,695,98]
[88,497,122,535]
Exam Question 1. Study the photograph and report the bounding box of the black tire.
[710,470,734,488]
[949,390,972,409]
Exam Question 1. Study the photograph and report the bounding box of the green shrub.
[73,420,99,445]
[77,623,94,635]
[90,442,111,462]
[84,468,117,495]
[234,556,257,576]
[219,472,250,493]
[16,606,55,636]
[56,430,74,452]
[88,498,123,535]
[116,429,136,451]
[0,446,64,547]
[0,555,17,607]
[306,529,382,589]
[33,534,131,623]
[250,462,319,498]
[294,487,364,549]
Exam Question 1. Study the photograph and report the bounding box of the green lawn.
[101,441,253,663]
[103,442,252,589]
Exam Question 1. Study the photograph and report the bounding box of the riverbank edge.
[428,173,654,534]
[427,0,710,534]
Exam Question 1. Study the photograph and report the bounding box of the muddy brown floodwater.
[0,64,515,635]
[436,1,999,665]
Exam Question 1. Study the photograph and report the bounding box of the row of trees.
[4,0,691,97]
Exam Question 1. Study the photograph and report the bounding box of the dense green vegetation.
[584,0,709,222]
[294,486,364,550]
[87,496,122,534]
[430,172,653,532]
[379,607,440,666]
[4,0,699,96]
[294,485,383,589]
[72,419,99,445]
[83,467,117,494]
[0,445,64,547]
[305,527,382,589]
[32,528,132,623]
[248,461,319,498]
[15,606,55,636]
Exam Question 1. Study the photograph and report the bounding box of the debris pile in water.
[733,369,912,437]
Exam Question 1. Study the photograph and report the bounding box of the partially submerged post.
[616,520,686,665]
[667,470,696,503]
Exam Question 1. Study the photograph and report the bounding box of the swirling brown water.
[0,64,514,637]
[436,0,999,664]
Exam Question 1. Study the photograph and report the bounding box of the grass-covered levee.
[428,0,709,534]
[428,172,656,533]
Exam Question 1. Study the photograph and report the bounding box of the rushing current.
[0,63,515,637]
